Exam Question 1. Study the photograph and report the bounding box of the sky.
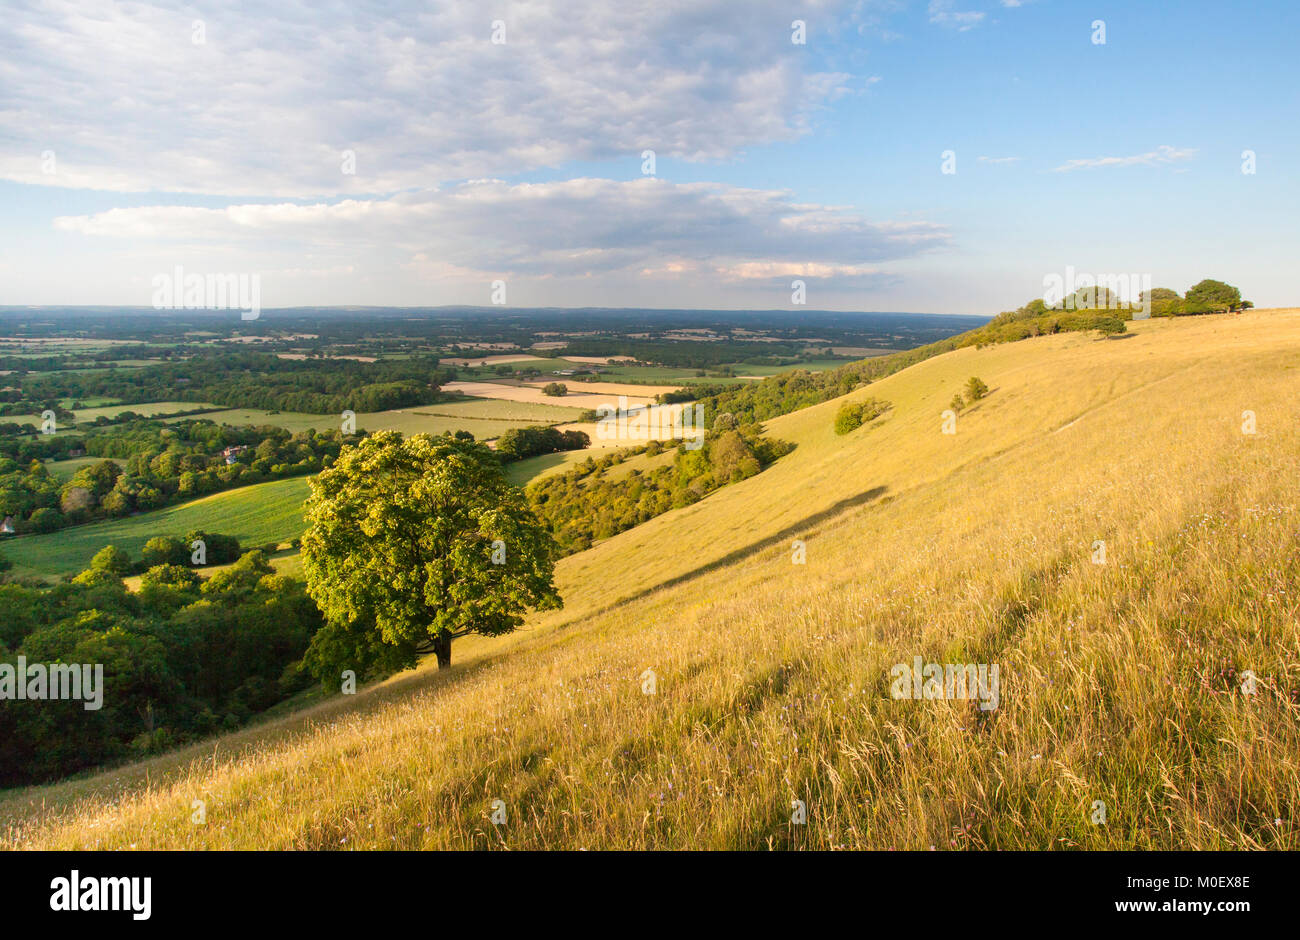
[1,0,1296,315]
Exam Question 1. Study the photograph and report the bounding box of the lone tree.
[965,377,989,402]
[301,431,561,679]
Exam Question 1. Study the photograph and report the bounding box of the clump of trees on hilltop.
[701,277,1251,428]
[1142,279,1252,317]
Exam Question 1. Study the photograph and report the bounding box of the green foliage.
[16,350,453,416]
[142,535,188,569]
[834,398,891,435]
[0,548,321,786]
[541,382,568,397]
[90,544,133,576]
[1185,279,1246,312]
[0,420,357,534]
[965,377,989,401]
[301,431,562,676]
[494,425,589,462]
[1143,281,1250,317]
[949,394,965,413]
[527,425,792,555]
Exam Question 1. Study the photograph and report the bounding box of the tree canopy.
[301,431,561,677]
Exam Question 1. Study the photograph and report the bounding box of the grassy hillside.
[2,477,310,577]
[3,310,1298,850]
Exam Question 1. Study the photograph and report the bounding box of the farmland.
[3,476,310,578]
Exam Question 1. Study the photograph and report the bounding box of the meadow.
[0,400,215,425]
[3,310,1298,850]
[3,476,310,577]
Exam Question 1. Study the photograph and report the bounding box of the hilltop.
[3,309,1298,849]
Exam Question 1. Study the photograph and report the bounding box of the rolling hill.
[3,310,1298,850]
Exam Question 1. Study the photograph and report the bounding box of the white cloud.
[1052,145,1197,172]
[53,178,950,286]
[928,1,986,31]
[977,155,1020,164]
[1,0,855,197]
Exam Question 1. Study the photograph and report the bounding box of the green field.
[2,476,311,578]
[71,401,217,421]
[12,440,588,577]
[43,456,126,481]
[502,449,594,486]
[193,397,585,439]
[0,400,215,426]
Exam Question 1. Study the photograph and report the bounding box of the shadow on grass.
[581,484,889,618]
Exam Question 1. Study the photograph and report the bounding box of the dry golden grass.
[442,379,665,408]
[3,310,1298,850]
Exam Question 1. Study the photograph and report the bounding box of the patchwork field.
[2,476,311,578]
[175,397,585,439]
[6,310,1298,850]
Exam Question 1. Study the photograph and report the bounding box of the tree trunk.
[434,632,452,670]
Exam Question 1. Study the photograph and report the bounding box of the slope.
[3,310,1298,850]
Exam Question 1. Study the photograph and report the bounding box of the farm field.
[0,400,216,425]
[176,397,585,439]
[441,354,545,367]
[43,455,126,481]
[443,379,663,409]
[516,378,682,399]
[454,357,769,386]
[2,476,311,578]
[9,310,1299,849]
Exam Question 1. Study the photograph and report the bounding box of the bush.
[90,544,133,576]
[965,377,989,402]
[542,382,568,397]
[834,398,892,436]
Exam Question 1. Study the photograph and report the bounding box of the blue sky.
[1,0,1296,314]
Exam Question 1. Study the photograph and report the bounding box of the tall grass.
[3,311,1297,850]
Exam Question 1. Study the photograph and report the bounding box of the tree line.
[0,420,358,535]
[12,350,455,416]
[0,547,321,785]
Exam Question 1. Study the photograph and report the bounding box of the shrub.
[965,377,989,402]
[542,382,568,397]
[834,397,892,436]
